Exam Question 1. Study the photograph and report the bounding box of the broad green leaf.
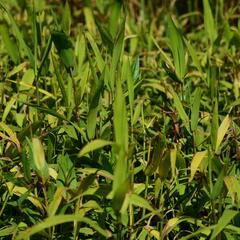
[191,88,202,131]
[166,15,186,81]
[64,125,78,140]
[19,69,35,91]
[0,23,20,64]
[16,214,112,239]
[52,31,74,70]
[57,154,77,189]
[145,134,166,176]
[189,150,207,182]
[210,210,238,240]
[203,0,217,44]
[78,139,114,157]
[215,115,231,153]
[112,79,129,195]
[129,193,154,212]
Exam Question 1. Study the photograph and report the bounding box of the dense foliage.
[1,0,240,239]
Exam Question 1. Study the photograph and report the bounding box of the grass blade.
[191,88,202,131]
[0,2,34,65]
[215,115,231,153]
[203,0,217,44]
[144,134,166,176]
[171,88,191,134]
[166,15,186,81]
[210,210,238,240]
[16,215,112,239]
[0,23,20,64]
[78,139,114,157]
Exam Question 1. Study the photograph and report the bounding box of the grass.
[0,0,240,239]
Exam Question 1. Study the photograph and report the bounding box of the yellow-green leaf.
[0,122,21,152]
[189,150,207,182]
[78,139,114,157]
[215,115,231,152]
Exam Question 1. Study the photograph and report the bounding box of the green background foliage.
[0,0,240,239]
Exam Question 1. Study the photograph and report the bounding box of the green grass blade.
[78,139,115,157]
[16,215,112,239]
[211,99,218,151]
[61,0,71,34]
[113,79,129,194]
[108,1,122,37]
[110,16,125,89]
[87,68,104,139]
[210,210,238,240]
[52,55,68,107]
[203,0,217,44]
[0,23,20,64]
[184,38,202,74]
[85,32,105,73]
[0,1,34,65]
[191,88,202,131]
[166,15,186,81]
[171,88,191,134]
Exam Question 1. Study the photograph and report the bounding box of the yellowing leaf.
[6,182,43,211]
[32,138,49,182]
[0,122,21,152]
[224,176,240,206]
[48,187,65,217]
[162,217,180,239]
[189,150,207,182]
[215,115,231,152]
